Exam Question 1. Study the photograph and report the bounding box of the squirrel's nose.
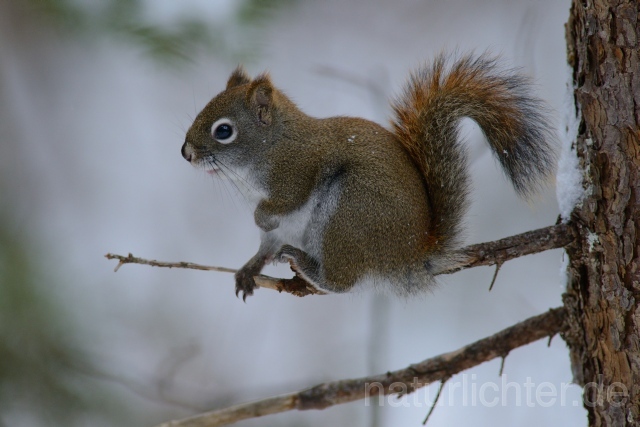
[181,142,193,162]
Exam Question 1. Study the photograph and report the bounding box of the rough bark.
[563,0,640,426]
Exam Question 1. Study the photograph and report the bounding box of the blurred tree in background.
[0,215,127,426]
[0,1,296,425]
[22,0,297,65]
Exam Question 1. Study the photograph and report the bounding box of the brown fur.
[182,53,556,299]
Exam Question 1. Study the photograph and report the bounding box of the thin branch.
[105,224,573,297]
[154,307,567,427]
[422,377,448,425]
[498,354,508,376]
[105,253,237,274]
[104,253,325,295]
[488,262,503,291]
[439,223,574,275]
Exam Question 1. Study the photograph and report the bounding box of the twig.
[105,224,573,297]
[422,377,448,425]
[488,262,503,291]
[103,253,324,295]
[105,253,236,274]
[498,354,508,376]
[154,307,567,427]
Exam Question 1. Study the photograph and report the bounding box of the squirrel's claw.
[235,284,253,302]
[234,269,257,301]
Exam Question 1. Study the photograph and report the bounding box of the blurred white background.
[0,0,583,426]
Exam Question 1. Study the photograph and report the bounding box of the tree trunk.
[563,0,640,426]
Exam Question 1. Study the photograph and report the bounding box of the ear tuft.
[226,66,251,89]
[247,73,274,125]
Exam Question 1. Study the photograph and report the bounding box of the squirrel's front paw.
[234,268,257,301]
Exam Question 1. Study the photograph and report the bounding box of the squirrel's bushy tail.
[391,53,556,256]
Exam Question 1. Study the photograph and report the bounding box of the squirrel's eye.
[211,118,237,144]
[215,124,232,139]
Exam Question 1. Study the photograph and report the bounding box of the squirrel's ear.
[247,73,274,126]
[226,66,251,89]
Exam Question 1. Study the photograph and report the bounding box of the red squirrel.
[182,53,556,300]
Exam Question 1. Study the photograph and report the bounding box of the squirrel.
[181,53,556,300]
